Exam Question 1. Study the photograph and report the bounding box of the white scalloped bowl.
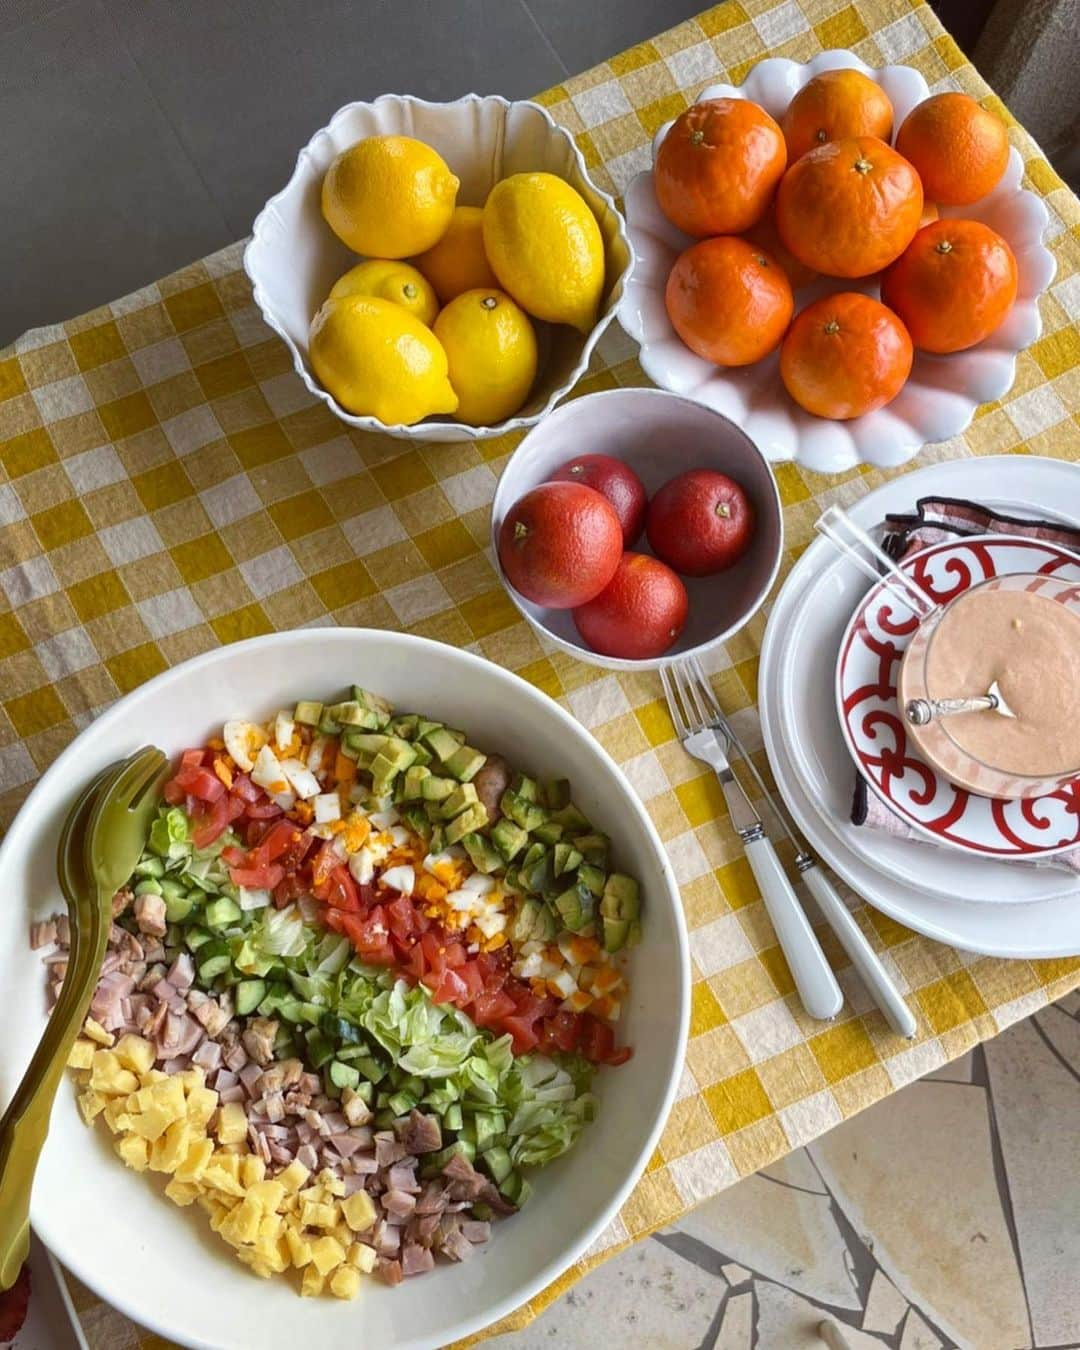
[618,52,1056,474]
[245,94,632,442]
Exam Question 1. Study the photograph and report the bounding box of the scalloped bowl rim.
[244,92,633,441]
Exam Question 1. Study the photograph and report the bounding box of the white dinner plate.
[759,454,1080,957]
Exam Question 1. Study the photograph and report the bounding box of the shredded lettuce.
[250,903,309,959]
[148,806,190,859]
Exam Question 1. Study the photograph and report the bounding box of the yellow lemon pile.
[311,134,607,427]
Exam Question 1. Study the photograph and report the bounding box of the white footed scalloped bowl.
[245,94,632,442]
[618,52,1056,474]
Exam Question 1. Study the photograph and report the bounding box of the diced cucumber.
[532,820,563,845]
[577,863,607,897]
[204,896,242,929]
[321,1012,366,1045]
[196,939,231,981]
[503,1173,531,1206]
[235,978,267,1016]
[443,1102,463,1132]
[422,726,460,762]
[553,842,583,877]
[387,1090,418,1116]
[185,926,213,952]
[482,1145,513,1185]
[329,1060,361,1090]
[513,774,539,802]
[444,744,486,782]
[461,833,503,874]
[164,891,194,923]
[474,1111,501,1153]
[305,1027,336,1069]
[134,877,162,897]
[424,1141,475,1175]
[294,700,323,726]
[491,818,528,861]
[352,1054,387,1085]
[133,855,165,879]
[542,778,571,810]
[445,801,487,845]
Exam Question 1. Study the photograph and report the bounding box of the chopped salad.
[33,686,641,1298]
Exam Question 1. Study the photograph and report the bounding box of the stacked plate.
[759,454,1080,958]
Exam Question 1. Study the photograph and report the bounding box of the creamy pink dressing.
[915,588,1080,777]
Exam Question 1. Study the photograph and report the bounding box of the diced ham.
[192,1040,222,1073]
[374,1134,407,1168]
[263,1091,285,1124]
[133,893,167,937]
[350,1154,379,1176]
[460,1220,491,1244]
[394,1109,442,1155]
[376,1258,403,1287]
[218,1085,246,1104]
[322,1111,348,1135]
[111,887,134,918]
[382,1189,417,1221]
[213,1068,239,1092]
[241,1017,277,1067]
[162,1056,190,1075]
[239,1062,265,1096]
[223,1042,248,1073]
[440,1226,477,1262]
[30,919,58,950]
[387,1160,420,1195]
[373,1220,401,1256]
[401,1243,435,1277]
[297,1144,319,1172]
[342,1090,372,1127]
[166,952,194,991]
[329,1133,366,1159]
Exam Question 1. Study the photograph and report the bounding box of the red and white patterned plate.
[836,535,1080,859]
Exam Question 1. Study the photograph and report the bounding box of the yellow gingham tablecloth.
[4,0,1080,1343]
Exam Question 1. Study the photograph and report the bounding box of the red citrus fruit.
[646,469,755,577]
[549,454,648,546]
[498,481,622,609]
[573,553,688,660]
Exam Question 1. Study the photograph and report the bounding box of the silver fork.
[687,658,916,1039]
[661,661,843,1022]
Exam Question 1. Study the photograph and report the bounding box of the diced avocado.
[522,841,546,870]
[196,939,231,981]
[461,833,503,874]
[552,802,591,832]
[513,773,539,803]
[420,774,456,803]
[235,978,267,1016]
[411,742,433,767]
[601,872,640,922]
[429,825,447,854]
[500,790,547,833]
[422,726,460,762]
[344,730,391,755]
[482,1145,513,1185]
[318,711,341,735]
[554,879,596,933]
[402,764,431,799]
[416,718,441,740]
[444,744,486,782]
[502,865,524,894]
[329,1060,361,1090]
[577,864,606,898]
[204,896,241,929]
[328,699,379,728]
[437,782,479,820]
[542,778,571,810]
[492,817,528,861]
[573,832,610,868]
[337,737,361,761]
[511,899,542,944]
[532,904,557,942]
[444,802,488,845]
[370,737,417,795]
[294,700,322,726]
[390,713,419,741]
[402,805,433,842]
[627,919,642,947]
[522,851,555,896]
[532,820,563,846]
[602,917,631,952]
[351,686,393,723]
[305,1027,336,1069]
[382,737,419,772]
[553,842,583,877]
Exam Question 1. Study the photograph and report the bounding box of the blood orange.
[549,454,648,546]
[573,553,688,660]
[498,481,622,609]
[646,470,755,577]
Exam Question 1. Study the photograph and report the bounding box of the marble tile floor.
[491,992,1080,1350]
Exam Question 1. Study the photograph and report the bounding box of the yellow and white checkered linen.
[3,0,1080,1343]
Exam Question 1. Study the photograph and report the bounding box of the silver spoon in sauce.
[905,678,1016,726]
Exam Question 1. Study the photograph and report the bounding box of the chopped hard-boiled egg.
[380,864,415,895]
[279,758,321,800]
[313,792,342,824]
[223,720,268,774]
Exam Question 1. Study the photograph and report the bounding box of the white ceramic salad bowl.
[244,94,632,442]
[618,51,1056,474]
[0,630,687,1350]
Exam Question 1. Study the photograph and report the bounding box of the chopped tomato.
[191,794,234,848]
[539,1010,582,1055]
[580,1015,632,1066]
[228,862,285,890]
[430,968,469,1005]
[253,819,306,867]
[174,762,226,803]
[244,799,284,820]
[456,960,485,1001]
[325,864,361,912]
[471,988,516,1028]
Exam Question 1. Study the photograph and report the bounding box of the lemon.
[413,205,498,304]
[482,173,605,333]
[321,135,459,258]
[329,259,438,326]
[309,295,458,426]
[433,288,538,425]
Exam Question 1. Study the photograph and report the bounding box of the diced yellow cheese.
[341,1190,377,1232]
[102,1099,132,1132]
[318,1168,346,1198]
[115,1134,149,1172]
[348,1242,377,1274]
[154,1119,192,1172]
[297,1184,325,1205]
[253,1235,288,1273]
[175,1137,214,1182]
[331,1221,354,1250]
[240,1154,266,1188]
[285,1228,313,1268]
[277,1160,310,1193]
[113,1034,155,1076]
[164,1179,200,1207]
[89,1052,138,1097]
[127,1105,172,1143]
[309,1235,346,1276]
[185,1086,219,1130]
[215,1101,248,1145]
[177,1067,206,1094]
[234,1248,272,1279]
[221,1197,262,1247]
[139,1068,167,1086]
[257,1214,283,1245]
[248,1180,286,1214]
[329,1265,361,1300]
[82,1018,114,1047]
[152,1076,187,1120]
[213,1151,241,1181]
[201,1165,246,1199]
[300,1265,325,1297]
[67,1039,96,1071]
[78,1089,106,1124]
[301,1201,337,1229]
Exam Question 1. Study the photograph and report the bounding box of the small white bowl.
[618,51,1057,474]
[490,387,784,671]
[244,93,632,442]
[0,629,688,1350]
